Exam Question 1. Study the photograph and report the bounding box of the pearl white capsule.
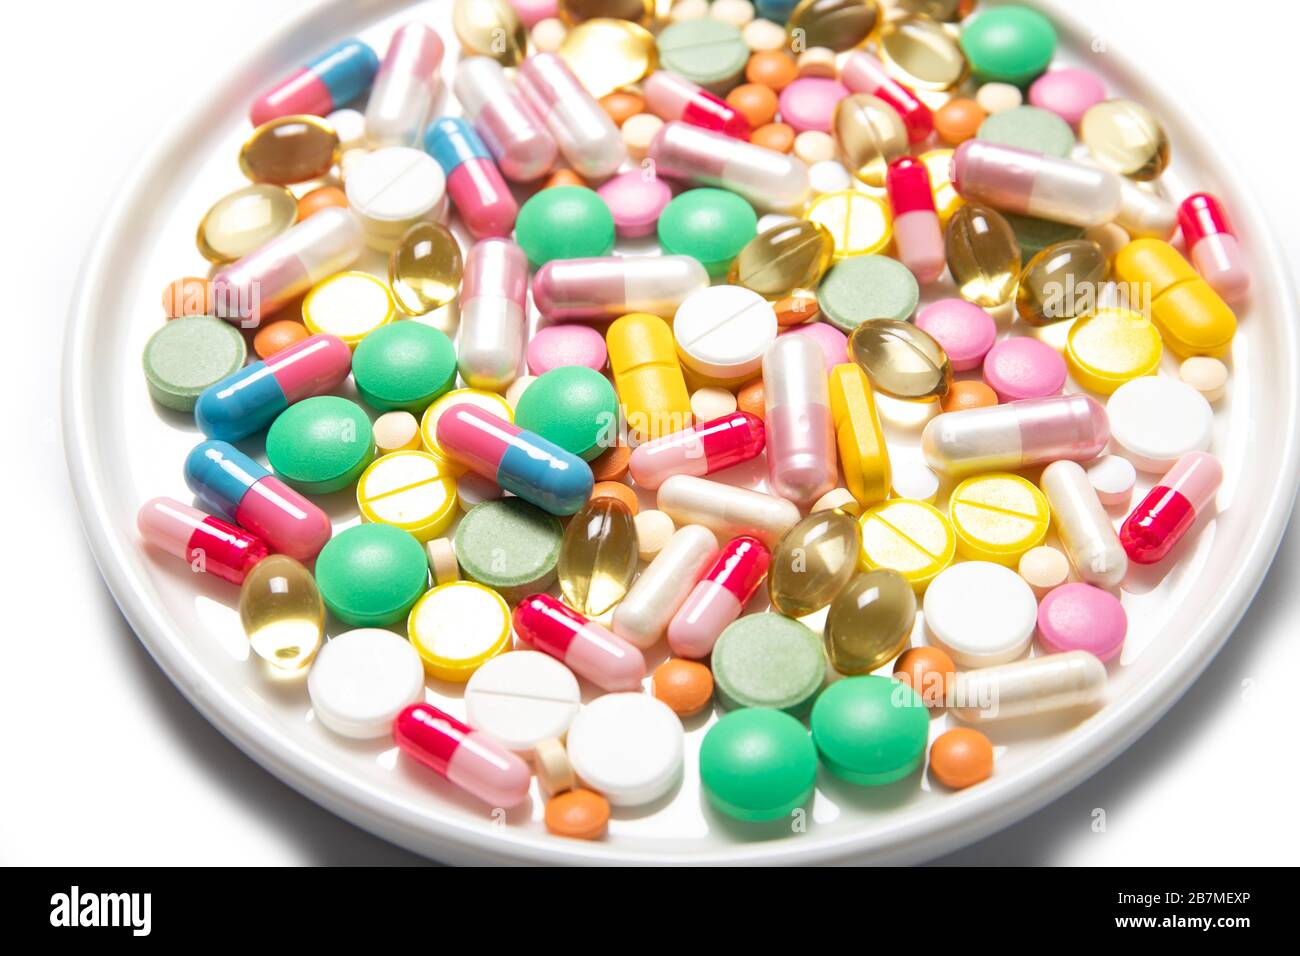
[952,651,1108,723]
[1040,460,1128,588]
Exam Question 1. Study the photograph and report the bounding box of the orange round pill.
[940,379,999,413]
[746,50,798,91]
[893,646,956,708]
[253,319,311,360]
[162,277,211,318]
[652,658,714,717]
[296,185,348,221]
[542,168,587,190]
[929,728,994,789]
[600,90,645,127]
[544,789,611,840]
[774,293,820,327]
[590,443,631,482]
[750,122,795,153]
[736,380,765,419]
[727,83,780,129]
[590,480,639,514]
[934,98,987,146]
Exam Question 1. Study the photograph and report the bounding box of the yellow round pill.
[357,451,457,542]
[949,473,1050,567]
[407,581,512,682]
[804,190,892,259]
[919,149,965,227]
[420,387,515,473]
[1065,307,1163,395]
[301,271,396,347]
[858,499,956,594]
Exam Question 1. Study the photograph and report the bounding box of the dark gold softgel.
[729,219,835,299]
[1015,239,1108,326]
[849,319,952,401]
[768,509,861,617]
[824,569,917,674]
[239,115,339,186]
[945,203,1021,307]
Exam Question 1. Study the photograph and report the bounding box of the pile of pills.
[136,0,1243,840]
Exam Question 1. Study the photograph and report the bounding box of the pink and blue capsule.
[249,38,379,127]
[365,22,444,148]
[137,497,269,586]
[195,333,351,442]
[516,54,625,179]
[436,404,594,515]
[887,157,946,284]
[1177,193,1249,305]
[394,703,532,808]
[424,116,519,238]
[184,440,332,562]
[454,57,557,183]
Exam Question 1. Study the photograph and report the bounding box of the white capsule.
[457,238,529,390]
[1040,460,1128,589]
[455,57,558,182]
[952,140,1122,228]
[657,475,800,548]
[531,255,709,321]
[612,525,719,649]
[516,53,625,179]
[365,23,444,148]
[952,651,1108,723]
[648,121,811,213]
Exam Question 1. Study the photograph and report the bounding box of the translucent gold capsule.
[878,16,968,91]
[239,115,340,186]
[196,183,298,263]
[559,17,658,98]
[728,219,835,299]
[889,0,976,22]
[239,555,325,671]
[945,203,1021,307]
[558,0,654,26]
[558,496,640,617]
[1080,99,1170,181]
[919,148,964,226]
[832,93,909,188]
[768,509,861,617]
[1015,239,1108,326]
[388,222,464,316]
[788,0,880,52]
[453,0,527,67]
[849,318,952,401]
[824,569,916,674]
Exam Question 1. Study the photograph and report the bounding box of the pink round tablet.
[596,170,673,238]
[526,324,608,375]
[1028,68,1106,127]
[780,321,848,371]
[508,0,556,28]
[915,298,997,371]
[778,78,849,134]
[982,337,1066,401]
[1037,582,1127,662]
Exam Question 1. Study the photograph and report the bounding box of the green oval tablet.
[817,254,920,332]
[513,367,618,461]
[1004,211,1085,259]
[658,188,758,279]
[515,186,615,268]
[657,18,749,92]
[712,613,826,716]
[977,105,1075,157]
[142,316,246,412]
[352,321,457,413]
[960,6,1057,87]
[700,709,817,822]
[810,675,929,786]
[265,396,375,495]
[315,523,428,627]
[454,498,563,600]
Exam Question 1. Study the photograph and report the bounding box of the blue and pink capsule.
[249,39,380,127]
[424,117,519,238]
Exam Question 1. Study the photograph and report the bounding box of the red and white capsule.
[513,594,646,691]
[628,411,766,490]
[1177,193,1249,305]
[668,536,771,659]
[137,497,269,585]
[393,703,532,808]
[886,156,946,284]
[840,51,933,144]
[643,70,750,139]
[1120,452,1223,565]
[763,335,836,509]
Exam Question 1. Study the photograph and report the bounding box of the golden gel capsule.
[945,203,1022,307]
[788,0,880,53]
[239,555,325,671]
[558,0,654,26]
[239,115,340,186]
[878,16,968,91]
[729,219,835,299]
[452,0,527,66]
[1015,239,1108,326]
[197,184,298,263]
[849,319,952,402]
[559,17,658,98]
[833,93,909,188]
[1113,238,1236,357]
[824,569,916,674]
[768,509,861,617]
[828,363,891,506]
[1080,99,1170,182]
[389,222,464,315]
[558,496,640,617]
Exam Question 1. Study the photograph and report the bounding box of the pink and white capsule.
[648,121,811,213]
[532,255,710,321]
[457,238,529,390]
[886,156,945,284]
[516,54,625,179]
[668,536,771,659]
[455,56,557,182]
[1178,193,1249,305]
[513,594,646,691]
[952,139,1123,228]
[763,335,837,509]
[365,23,444,147]
[394,703,531,808]
[629,411,766,491]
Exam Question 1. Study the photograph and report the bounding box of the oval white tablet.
[673,286,777,381]
[307,629,425,739]
[463,651,581,754]
[1106,376,1213,473]
[565,693,684,806]
[923,561,1038,667]
[1085,454,1137,508]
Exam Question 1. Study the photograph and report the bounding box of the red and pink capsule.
[643,71,750,140]
[839,51,934,144]
[1120,452,1223,564]
[394,703,531,808]
[137,497,269,585]
[886,157,946,284]
[512,594,646,691]
[668,536,770,659]
[628,411,765,491]
[1177,193,1249,305]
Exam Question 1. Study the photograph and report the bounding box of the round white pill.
[674,285,777,382]
[1085,454,1137,507]
[809,159,853,194]
[711,0,755,27]
[566,693,684,806]
[373,410,420,454]
[1107,376,1214,472]
[307,629,426,739]
[457,471,503,511]
[1017,545,1070,598]
[534,737,576,795]
[325,107,367,151]
[891,460,941,503]
[924,561,1038,667]
[531,18,568,53]
[345,146,447,250]
[621,113,663,161]
[976,82,1023,113]
[742,17,787,52]
[797,47,837,78]
[813,487,860,515]
[1179,356,1229,403]
[794,130,836,165]
[464,651,581,754]
[670,0,709,20]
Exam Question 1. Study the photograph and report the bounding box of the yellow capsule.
[832,93,909,187]
[1112,238,1236,358]
[239,555,324,671]
[768,509,861,617]
[559,17,658,98]
[453,0,527,67]
[239,115,339,186]
[408,581,512,682]
[607,312,692,442]
[857,498,955,593]
[848,319,951,401]
[878,16,968,91]
[828,364,891,507]
[558,497,640,616]
[824,569,916,674]
[949,473,1050,566]
[1080,99,1170,181]
[1015,239,1108,326]
[945,203,1021,307]
[558,0,654,27]
[1065,307,1163,395]
[389,222,464,316]
[728,219,835,299]
[804,190,892,258]
[196,183,297,264]
[919,148,964,226]
[302,271,396,347]
[788,0,880,53]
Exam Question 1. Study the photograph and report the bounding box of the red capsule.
[137,496,269,585]
[513,594,646,691]
[667,536,770,659]
[394,703,532,808]
[1176,193,1249,304]
[1120,452,1223,564]
[627,411,766,490]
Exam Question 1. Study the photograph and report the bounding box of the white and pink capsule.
[628,411,766,491]
[532,255,709,322]
[454,57,557,182]
[365,23,444,148]
[668,536,771,659]
[516,54,625,179]
[394,703,532,808]
[513,594,646,691]
[457,239,529,391]
[763,335,837,509]
[1177,193,1249,305]
[886,156,945,284]
[648,121,811,213]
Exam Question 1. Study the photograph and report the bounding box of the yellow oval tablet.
[1065,307,1163,395]
[302,271,396,347]
[858,498,956,593]
[804,190,892,258]
[357,451,457,542]
[949,473,1050,566]
[919,148,964,227]
[407,581,512,682]
[420,387,515,473]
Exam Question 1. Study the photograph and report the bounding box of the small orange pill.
[590,443,631,482]
[253,319,311,360]
[940,379,999,413]
[726,83,780,129]
[750,122,795,153]
[162,277,211,318]
[296,185,348,221]
[746,50,799,91]
[600,90,645,127]
[736,380,765,419]
[590,480,639,514]
[652,658,714,717]
[544,789,611,840]
[929,728,994,789]
[774,293,820,327]
[893,646,956,708]
[542,168,588,190]
[934,98,987,146]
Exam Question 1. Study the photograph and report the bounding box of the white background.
[2,0,1297,865]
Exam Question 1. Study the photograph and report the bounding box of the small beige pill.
[813,488,861,515]
[621,113,664,161]
[1179,356,1229,403]
[1018,546,1070,598]
[425,537,460,585]
[976,82,1023,114]
[797,47,838,78]
[690,386,738,421]
[1083,222,1131,263]
[505,374,537,409]
[794,130,836,165]
[670,0,709,21]
[743,17,787,52]
[373,410,421,454]
[710,0,755,27]
[531,18,568,54]
[534,737,576,795]
[634,509,676,562]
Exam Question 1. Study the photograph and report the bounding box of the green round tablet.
[454,498,563,599]
[513,367,618,461]
[960,6,1056,87]
[810,675,929,786]
[142,316,246,412]
[712,613,826,716]
[515,187,615,268]
[978,106,1075,158]
[657,19,749,92]
[265,396,375,495]
[352,321,456,413]
[658,188,758,279]
[315,523,428,627]
[699,709,817,822]
[1004,212,1084,259]
[816,254,920,332]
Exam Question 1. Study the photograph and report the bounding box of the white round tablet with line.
[566,693,684,806]
[673,285,777,382]
[924,561,1038,667]
[307,629,426,739]
[345,146,447,250]
[464,651,581,754]
[1106,376,1214,472]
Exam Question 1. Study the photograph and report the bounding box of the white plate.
[62,0,1300,864]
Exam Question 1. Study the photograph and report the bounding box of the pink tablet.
[778,78,849,134]
[1027,68,1106,127]
[1037,582,1127,662]
[780,321,848,370]
[982,337,1066,401]
[597,170,673,238]
[526,324,608,375]
[915,298,997,371]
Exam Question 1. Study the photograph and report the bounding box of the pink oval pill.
[1027,68,1106,127]
[779,78,849,134]
[526,324,608,375]
[596,170,673,238]
[915,298,997,371]
[1037,582,1127,662]
[509,0,556,28]
[982,337,1066,401]
[779,321,848,371]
